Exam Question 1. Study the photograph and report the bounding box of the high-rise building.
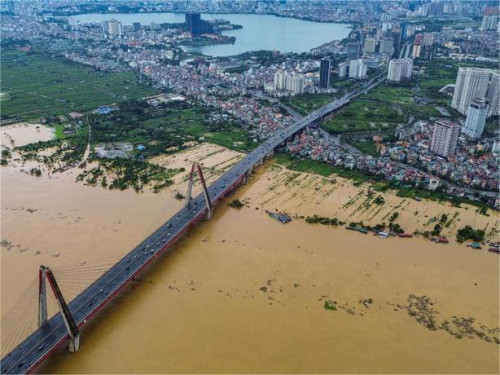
[363,38,377,53]
[379,38,394,55]
[349,59,367,79]
[338,62,348,78]
[451,67,492,115]
[422,32,434,46]
[481,7,499,30]
[185,12,213,35]
[287,74,304,95]
[430,119,460,158]
[346,42,361,62]
[487,71,499,117]
[132,22,141,31]
[274,70,286,91]
[387,58,413,82]
[319,59,331,88]
[462,98,489,139]
[101,19,123,36]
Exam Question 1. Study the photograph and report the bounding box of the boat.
[398,233,413,238]
[469,242,482,249]
[378,231,388,239]
[488,247,500,254]
[438,237,449,243]
[358,227,368,234]
[266,211,291,224]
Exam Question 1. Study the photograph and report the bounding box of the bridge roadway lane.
[1,94,358,374]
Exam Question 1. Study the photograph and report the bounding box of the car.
[167,232,171,237]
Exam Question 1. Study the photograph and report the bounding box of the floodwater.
[71,13,351,56]
[1,126,499,374]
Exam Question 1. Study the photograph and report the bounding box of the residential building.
[387,58,413,82]
[338,62,348,78]
[430,119,460,157]
[349,59,367,79]
[462,98,489,139]
[274,70,286,90]
[422,32,434,46]
[451,67,492,115]
[487,71,499,117]
[101,19,123,36]
[319,59,331,88]
[346,42,361,62]
[363,38,377,53]
[379,38,394,55]
[185,12,213,35]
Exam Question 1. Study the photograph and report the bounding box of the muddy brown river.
[1,124,498,374]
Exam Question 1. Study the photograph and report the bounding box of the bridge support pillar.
[38,266,48,327]
[185,162,213,221]
[42,265,81,352]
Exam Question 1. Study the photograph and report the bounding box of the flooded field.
[1,125,498,374]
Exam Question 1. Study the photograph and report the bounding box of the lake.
[72,13,351,57]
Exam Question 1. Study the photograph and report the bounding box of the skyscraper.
[462,98,489,139]
[487,71,499,117]
[451,67,492,115]
[346,42,361,62]
[101,19,123,37]
[349,59,367,79]
[319,59,331,89]
[185,12,213,35]
[430,119,460,158]
[387,58,413,82]
[363,38,377,53]
[379,38,394,55]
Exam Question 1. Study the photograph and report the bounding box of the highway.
[0,75,385,374]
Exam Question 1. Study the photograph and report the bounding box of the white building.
[363,38,377,54]
[101,19,124,36]
[422,32,434,46]
[274,70,286,91]
[338,62,348,78]
[379,38,394,55]
[430,119,460,158]
[462,98,488,139]
[451,67,492,115]
[487,71,499,117]
[481,15,499,30]
[349,59,367,79]
[387,58,413,82]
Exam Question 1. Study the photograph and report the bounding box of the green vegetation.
[321,99,406,134]
[373,195,386,205]
[305,215,340,226]
[1,49,155,121]
[228,199,244,209]
[324,300,337,311]
[76,159,182,192]
[281,94,334,115]
[456,225,485,243]
[274,153,376,183]
[90,99,254,158]
[389,212,399,222]
[347,139,379,156]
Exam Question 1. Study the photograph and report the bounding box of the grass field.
[281,94,335,115]
[1,50,155,121]
[321,99,407,133]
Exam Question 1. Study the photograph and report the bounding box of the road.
[0,75,386,374]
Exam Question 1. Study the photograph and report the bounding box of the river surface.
[71,13,351,56]
[1,125,499,374]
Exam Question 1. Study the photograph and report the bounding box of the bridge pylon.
[185,162,212,220]
[39,265,80,352]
